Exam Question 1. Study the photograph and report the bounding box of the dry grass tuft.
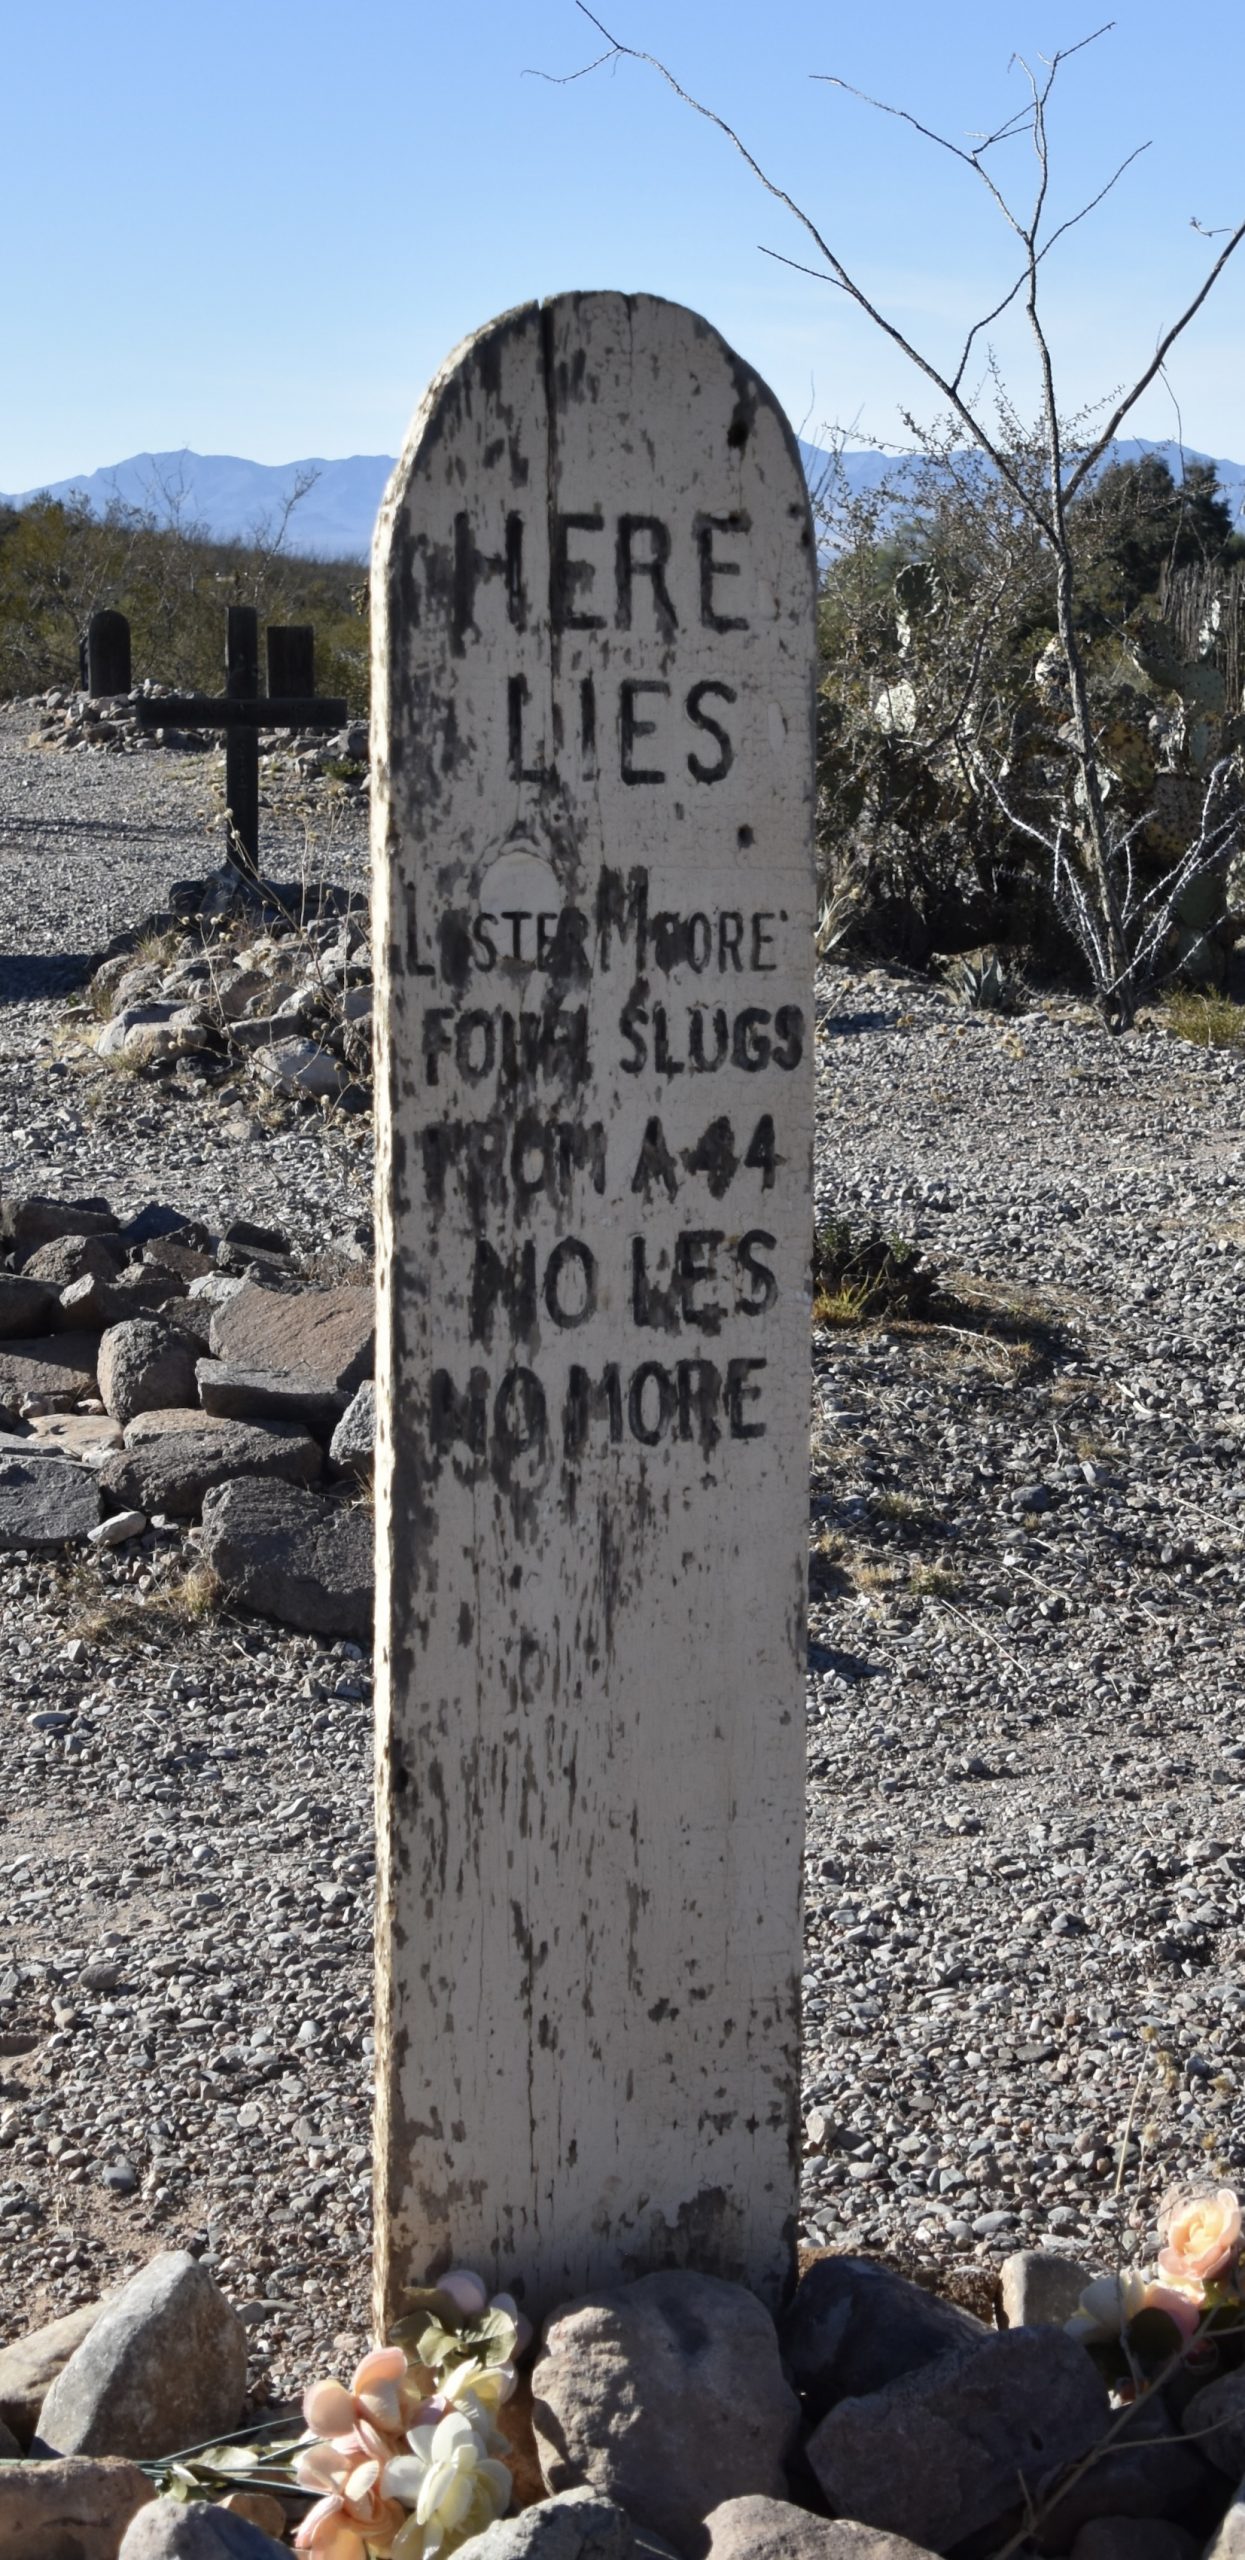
[1165,989,1245,1050]
[61,1562,223,1649]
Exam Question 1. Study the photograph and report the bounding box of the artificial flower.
[1158,2187,1243,2291]
[383,2407,511,2557]
[436,2270,489,2318]
[294,2429,408,2557]
[1067,2269,1203,2345]
[1069,2266,1207,2344]
[303,2347,431,2448]
[489,2290,534,2357]
[434,2355,516,2419]
[1066,2268,1151,2342]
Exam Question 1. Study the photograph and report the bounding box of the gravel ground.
[802,972,1245,2291]
[2,700,1245,2399]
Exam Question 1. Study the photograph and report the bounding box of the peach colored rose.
[1158,2188,1242,2290]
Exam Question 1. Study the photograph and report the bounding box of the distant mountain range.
[3,437,1243,561]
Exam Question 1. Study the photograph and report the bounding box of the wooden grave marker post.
[81,608,132,697]
[372,291,816,2326]
[135,606,346,877]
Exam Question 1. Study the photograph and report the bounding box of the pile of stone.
[83,904,373,1105]
[4,2251,1245,2555]
[0,1193,374,1638]
[21,686,369,778]
[23,687,186,757]
[514,2256,1245,2558]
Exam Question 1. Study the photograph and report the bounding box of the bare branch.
[809,74,1023,235]
[552,5,1245,1029]
[1064,218,1245,499]
[757,246,850,293]
[1038,142,1151,263]
[555,4,1052,534]
[946,140,1148,393]
[524,39,619,83]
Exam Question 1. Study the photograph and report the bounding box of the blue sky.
[4,0,1243,488]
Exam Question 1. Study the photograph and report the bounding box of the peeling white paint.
[372,292,816,2326]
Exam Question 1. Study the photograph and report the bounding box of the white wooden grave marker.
[373,291,815,2325]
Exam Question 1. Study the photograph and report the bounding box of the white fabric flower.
[384,2408,511,2557]
[1066,2269,1151,2341]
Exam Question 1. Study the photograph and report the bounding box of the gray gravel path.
[2,707,1244,2398]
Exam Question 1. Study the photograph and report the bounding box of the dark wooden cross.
[136,605,347,878]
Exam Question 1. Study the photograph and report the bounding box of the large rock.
[1069,2524,1202,2560]
[0,1333,100,1412]
[999,2252,1093,2331]
[1030,2383,1220,2551]
[57,1273,170,1334]
[35,2249,246,2461]
[0,2297,110,2444]
[0,1453,99,1550]
[779,2257,988,2423]
[100,1410,321,1519]
[214,1241,296,1285]
[0,1273,59,1338]
[805,2328,1109,2554]
[532,2273,800,2556]
[1206,2487,1245,2558]
[208,1280,373,1394]
[456,2487,638,2558]
[28,1413,124,1466]
[0,2453,153,2558]
[1182,2366,1245,2475]
[0,1428,80,1461]
[118,2499,288,2557]
[199,1477,373,1638]
[196,1359,347,1437]
[140,1234,216,1286]
[3,1196,117,1251]
[329,1377,374,1473]
[704,2501,940,2559]
[120,1205,210,1252]
[98,1321,198,1425]
[95,1003,204,1062]
[159,1297,214,1350]
[23,1233,127,1287]
[253,1036,350,1099]
[222,1218,290,1256]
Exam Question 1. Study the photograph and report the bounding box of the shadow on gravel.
[808,1640,883,1683]
[811,1218,1072,1375]
[820,1006,896,1036]
[0,813,197,841]
[0,953,96,1002]
[919,1282,1072,1376]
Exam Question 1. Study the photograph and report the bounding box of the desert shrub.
[815,446,1245,991]
[812,1216,936,1326]
[0,494,368,710]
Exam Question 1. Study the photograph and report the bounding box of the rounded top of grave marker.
[375,288,813,565]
